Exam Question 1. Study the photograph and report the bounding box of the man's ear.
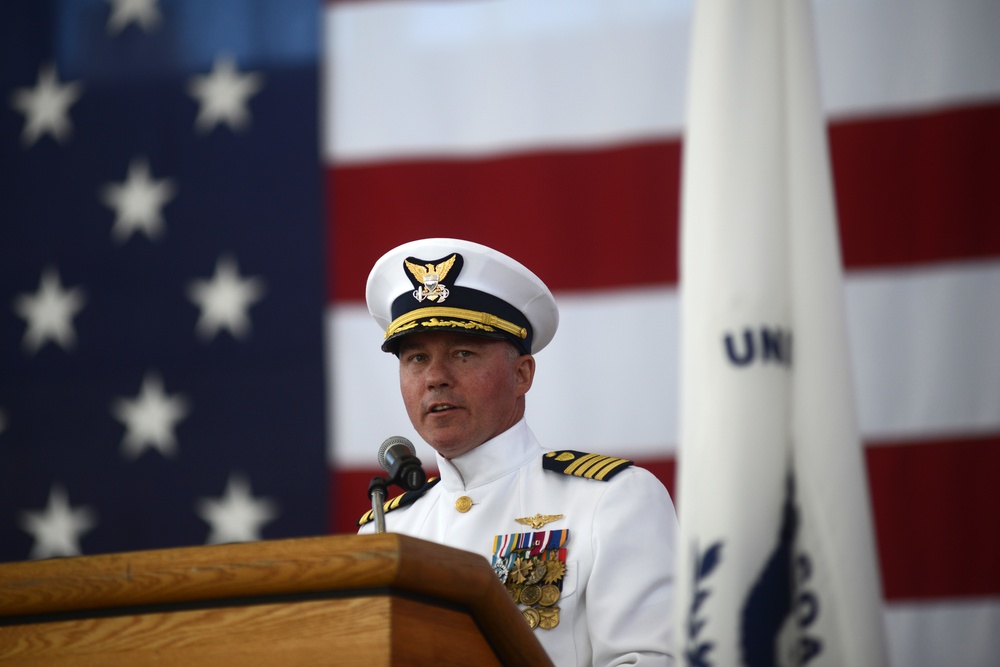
[514,354,535,396]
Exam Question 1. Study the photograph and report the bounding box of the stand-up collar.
[436,418,538,492]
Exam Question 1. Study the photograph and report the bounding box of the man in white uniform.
[359,238,678,666]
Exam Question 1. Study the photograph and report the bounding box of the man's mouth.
[429,404,456,413]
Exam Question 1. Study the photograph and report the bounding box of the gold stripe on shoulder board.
[543,450,633,481]
[356,477,442,526]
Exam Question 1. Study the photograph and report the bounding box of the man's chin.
[425,435,477,461]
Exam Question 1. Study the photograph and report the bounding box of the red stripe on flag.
[331,468,393,534]
[866,433,1000,601]
[330,434,1000,600]
[327,141,682,300]
[832,102,1000,270]
[327,101,999,301]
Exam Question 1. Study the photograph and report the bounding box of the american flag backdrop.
[3,1,999,665]
[1,0,327,559]
[323,1,1000,665]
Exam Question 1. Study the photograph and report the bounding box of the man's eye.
[455,349,473,358]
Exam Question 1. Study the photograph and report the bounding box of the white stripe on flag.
[676,0,887,664]
[324,0,1000,163]
[847,260,1000,442]
[324,0,690,163]
[328,260,1000,466]
[884,598,1000,667]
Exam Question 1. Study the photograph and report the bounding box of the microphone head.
[378,435,415,471]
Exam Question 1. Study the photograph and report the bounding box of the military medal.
[525,559,547,584]
[492,525,569,631]
[539,584,561,607]
[510,557,533,585]
[520,584,542,606]
[493,554,512,583]
[538,607,560,630]
[491,533,515,583]
[543,554,566,584]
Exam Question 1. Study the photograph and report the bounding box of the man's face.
[397,331,535,459]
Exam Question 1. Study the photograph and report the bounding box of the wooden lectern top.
[0,533,553,666]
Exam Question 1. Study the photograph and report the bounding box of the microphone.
[378,436,427,491]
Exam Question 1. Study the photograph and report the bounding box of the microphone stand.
[367,476,389,534]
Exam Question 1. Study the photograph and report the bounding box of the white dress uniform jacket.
[359,419,678,666]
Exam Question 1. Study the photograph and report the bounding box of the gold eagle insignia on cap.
[405,254,457,303]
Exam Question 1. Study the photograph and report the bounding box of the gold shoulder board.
[357,477,441,526]
[542,450,633,481]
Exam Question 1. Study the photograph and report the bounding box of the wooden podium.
[0,533,553,666]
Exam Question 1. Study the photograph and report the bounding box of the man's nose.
[424,356,453,388]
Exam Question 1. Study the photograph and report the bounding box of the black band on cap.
[383,285,534,354]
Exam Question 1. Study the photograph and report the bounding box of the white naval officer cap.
[366,238,559,355]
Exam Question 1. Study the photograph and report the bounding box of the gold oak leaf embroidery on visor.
[385,307,528,341]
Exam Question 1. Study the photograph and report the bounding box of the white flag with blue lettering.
[676,1,889,665]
